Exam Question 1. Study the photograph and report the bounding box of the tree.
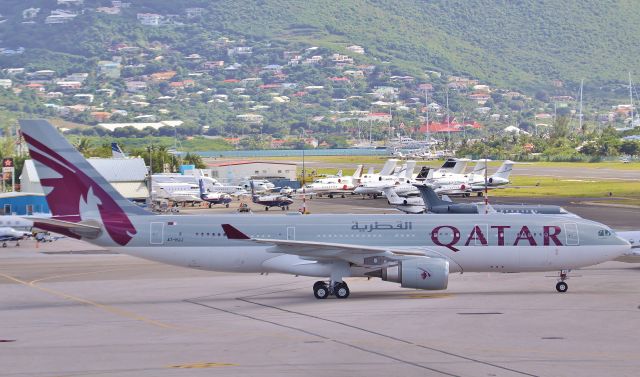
[182,152,206,169]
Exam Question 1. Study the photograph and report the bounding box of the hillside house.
[137,13,161,26]
[347,45,365,54]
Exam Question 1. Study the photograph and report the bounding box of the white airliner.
[19,120,632,299]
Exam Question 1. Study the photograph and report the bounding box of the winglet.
[222,224,251,240]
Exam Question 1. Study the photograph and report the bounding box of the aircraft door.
[150,222,164,245]
[287,227,295,240]
[564,223,579,245]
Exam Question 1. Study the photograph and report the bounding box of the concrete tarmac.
[1,196,639,377]
[1,239,639,377]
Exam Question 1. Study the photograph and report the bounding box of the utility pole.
[578,79,584,133]
[301,128,306,214]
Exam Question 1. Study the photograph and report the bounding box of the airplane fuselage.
[86,213,629,277]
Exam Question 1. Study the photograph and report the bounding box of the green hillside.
[202,0,640,89]
[1,1,639,91]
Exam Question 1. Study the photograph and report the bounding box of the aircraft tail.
[336,169,343,177]
[19,119,148,246]
[198,179,207,199]
[111,143,126,158]
[471,159,488,175]
[379,159,398,176]
[352,164,363,179]
[414,184,447,211]
[367,167,374,175]
[382,186,403,205]
[492,160,514,180]
[405,160,416,180]
[451,159,469,174]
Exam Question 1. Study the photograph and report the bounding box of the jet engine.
[368,257,448,290]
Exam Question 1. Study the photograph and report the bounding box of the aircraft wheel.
[265,207,269,211]
[328,194,334,198]
[313,283,329,299]
[556,282,568,293]
[334,282,350,299]
[477,192,483,197]
[209,203,212,208]
[341,194,346,198]
[286,206,290,210]
[225,203,230,208]
[281,206,286,211]
[2,242,6,248]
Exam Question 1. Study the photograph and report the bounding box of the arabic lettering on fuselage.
[351,221,413,232]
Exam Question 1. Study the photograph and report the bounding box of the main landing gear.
[313,280,350,299]
[555,270,570,293]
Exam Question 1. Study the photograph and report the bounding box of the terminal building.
[20,158,149,201]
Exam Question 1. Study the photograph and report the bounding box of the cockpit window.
[597,229,612,237]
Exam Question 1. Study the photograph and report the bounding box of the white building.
[137,13,161,26]
[97,120,183,132]
[21,158,149,200]
[207,161,297,182]
[0,79,11,89]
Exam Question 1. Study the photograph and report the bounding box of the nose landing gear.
[555,270,570,292]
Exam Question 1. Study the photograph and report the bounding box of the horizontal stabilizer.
[29,217,102,239]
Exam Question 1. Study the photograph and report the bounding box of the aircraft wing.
[0,235,21,241]
[222,224,426,265]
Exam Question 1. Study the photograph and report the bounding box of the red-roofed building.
[259,83,282,90]
[330,77,350,82]
[222,79,240,83]
[418,121,482,133]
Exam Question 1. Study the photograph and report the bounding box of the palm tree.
[75,137,92,156]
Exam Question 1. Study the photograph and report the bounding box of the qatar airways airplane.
[19,120,631,299]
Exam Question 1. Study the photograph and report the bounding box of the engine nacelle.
[378,257,448,290]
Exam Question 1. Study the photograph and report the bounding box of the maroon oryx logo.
[418,268,431,280]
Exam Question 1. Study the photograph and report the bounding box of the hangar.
[20,158,149,200]
[207,161,297,182]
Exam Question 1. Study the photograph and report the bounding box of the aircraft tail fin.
[367,167,374,175]
[471,159,488,175]
[352,164,363,179]
[405,160,416,180]
[451,159,469,174]
[379,159,398,176]
[492,160,514,180]
[19,119,148,246]
[198,179,207,199]
[414,184,446,211]
[111,143,126,158]
[382,186,403,205]
[336,169,343,177]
